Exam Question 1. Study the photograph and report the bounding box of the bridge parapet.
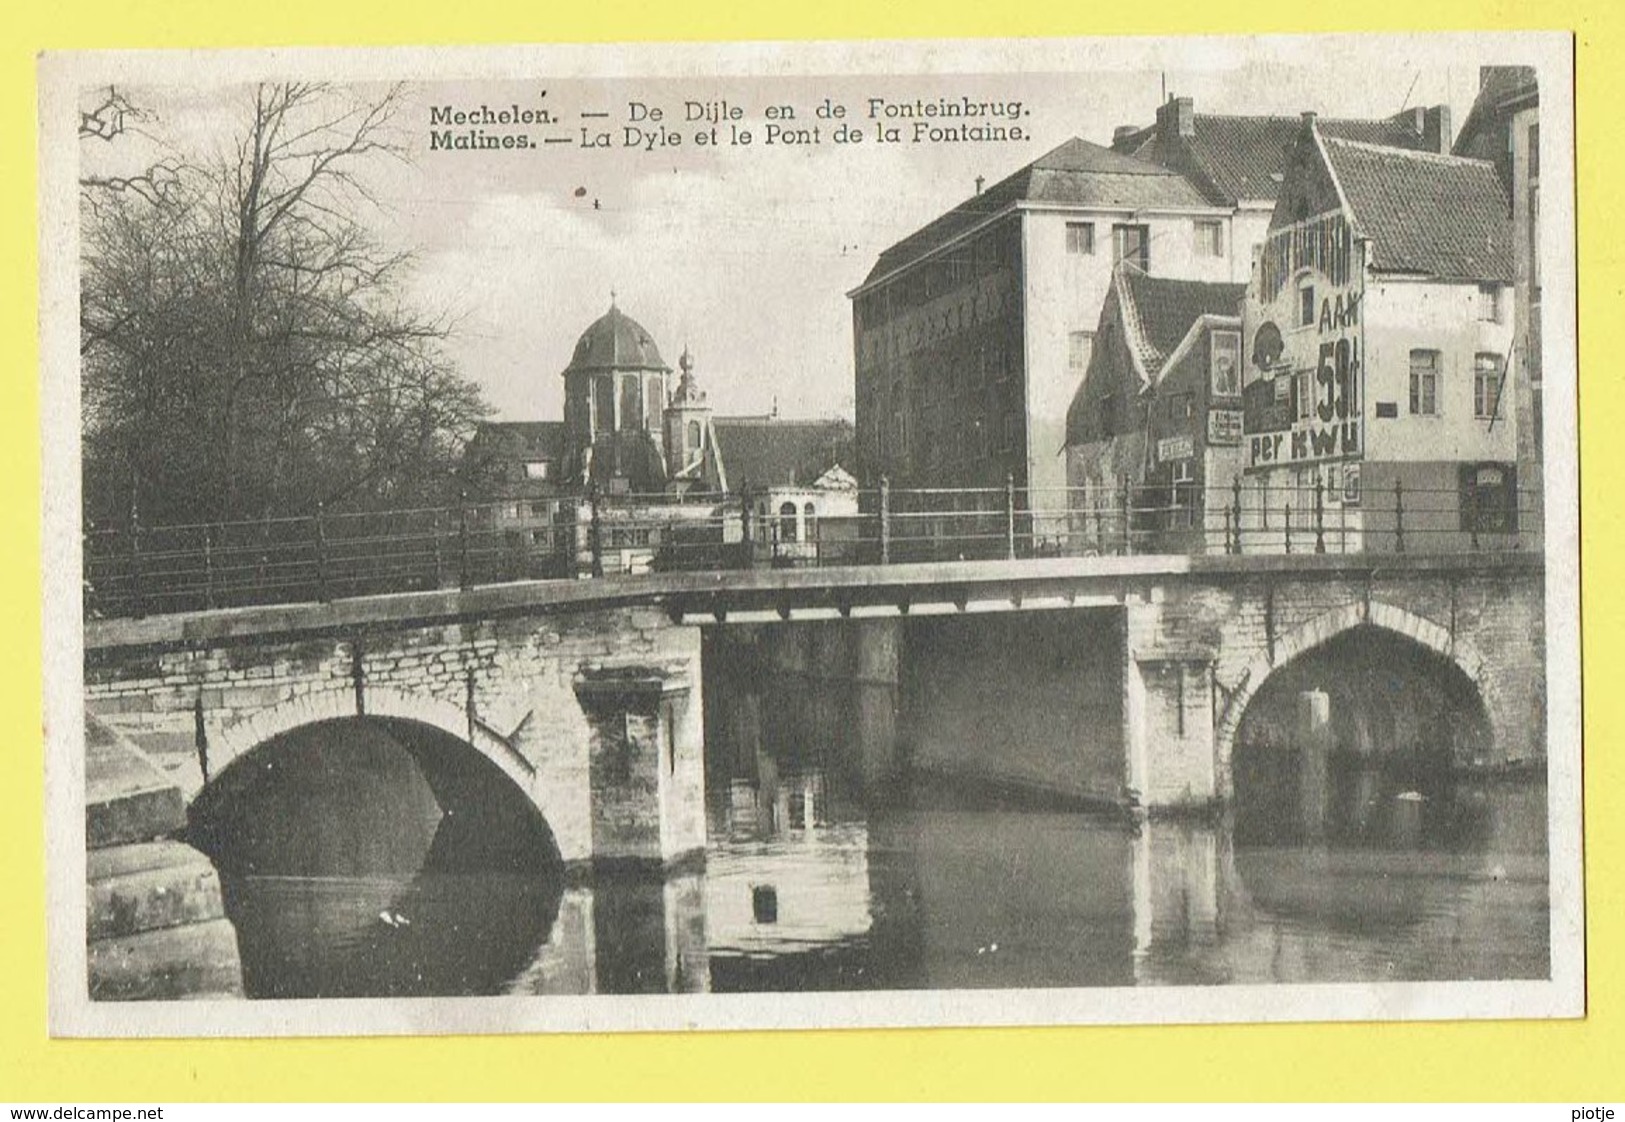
[84,550,1544,821]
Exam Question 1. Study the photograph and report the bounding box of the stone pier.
[85,714,243,1000]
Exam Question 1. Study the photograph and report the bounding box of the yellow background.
[2,0,1616,1102]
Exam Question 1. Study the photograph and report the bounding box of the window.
[1170,459,1196,528]
[645,377,664,427]
[1068,330,1095,372]
[1475,353,1504,419]
[1113,224,1149,272]
[779,501,799,543]
[1477,283,1501,323]
[1066,222,1096,255]
[803,501,817,540]
[523,460,551,480]
[890,386,906,460]
[1000,412,1020,455]
[1210,330,1241,396]
[593,376,615,435]
[687,420,701,449]
[1194,219,1224,257]
[620,374,641,430]
[1294,369,1314,422]
[1299,284,1316,327]
[1409,349,1440,415]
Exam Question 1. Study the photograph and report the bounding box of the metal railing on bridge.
[82,477,1544,619]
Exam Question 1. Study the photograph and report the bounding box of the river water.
[218,767,1549,998]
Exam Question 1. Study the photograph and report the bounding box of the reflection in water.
[224,872,561,998]
[205,633,1551,999]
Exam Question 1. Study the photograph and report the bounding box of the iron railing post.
[1394,479,1406,554]
[1231,477,1243,555]
[314,500,329,601]
[1284,502,1293,554]
[1314,477,1326,554]
[884,474,897,562]
[202,524,216,610]
[1224,506,1235,555]
[739,491,753,568]
[458,489,471,589]
[432,508,445,589]
[1469,487,1481,551]
[1004,473,1017,560]
[128,504,144,618]
[1120,477,1133,556]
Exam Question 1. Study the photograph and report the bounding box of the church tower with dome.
[462,297,856,576]
[561,300,673,492]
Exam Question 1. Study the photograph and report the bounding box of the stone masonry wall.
[85,605,706,868]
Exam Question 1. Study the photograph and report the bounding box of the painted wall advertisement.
[1242,213,1364,470]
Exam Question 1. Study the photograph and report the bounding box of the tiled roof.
[1322,137,1514,281]
[469,421,568,459]
[1454,67,1538,157]
[563,304,670,375]
[1120,269,1246,378]
[861,138,1213,286]
[1118,114,1431,205]
[462,421,571,496]
[711,417,855,492]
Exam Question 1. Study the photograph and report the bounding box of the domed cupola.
[561,299,673,462]
[563,303,672,377]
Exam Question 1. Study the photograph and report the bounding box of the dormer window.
[524,461,552,480]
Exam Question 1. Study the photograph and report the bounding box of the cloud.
[412,136,950,423]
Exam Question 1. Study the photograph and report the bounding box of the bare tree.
[78,86,180,206]
[80,82,487,528]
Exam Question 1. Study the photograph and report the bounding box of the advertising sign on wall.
[1242,212,1364,470]
[1208,408,1244,445]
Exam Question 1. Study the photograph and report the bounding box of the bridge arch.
[192,686,561,881]
[208,687,535,799]
[1215,599,1488,772]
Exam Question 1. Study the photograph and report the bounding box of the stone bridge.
[83,552,1546,870]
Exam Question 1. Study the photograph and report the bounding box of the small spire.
[609,289,618,310]
[679,344,694,374]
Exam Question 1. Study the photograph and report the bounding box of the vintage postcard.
[38,31,1582,1037]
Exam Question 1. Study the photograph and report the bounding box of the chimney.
[1155,95,1195,139]
[1112,124,1140,148]
[1422,104,1452,154]
[974,175,985,194]
[1300,110,1318,135]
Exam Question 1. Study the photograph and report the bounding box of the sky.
[80,37,1542,427]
